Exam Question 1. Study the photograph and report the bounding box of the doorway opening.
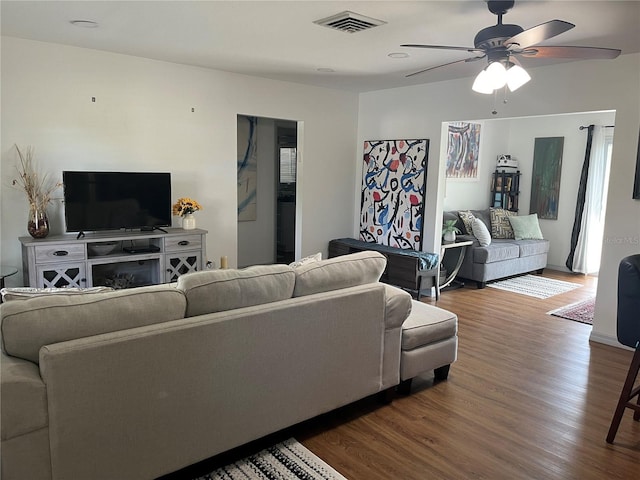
[440,110,615,274]
[276,123,297,264]
[237,115,298,268]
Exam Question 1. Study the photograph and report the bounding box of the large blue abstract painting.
[237,115,258,221]
[360,139,429,250]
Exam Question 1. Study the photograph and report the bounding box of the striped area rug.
[197,438,347,480]
[487,274,581,299]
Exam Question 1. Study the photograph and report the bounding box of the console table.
[436,240,474,298]
[19,228,207,289]
[328,238,439,298]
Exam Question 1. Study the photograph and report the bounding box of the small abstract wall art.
[446,122,481,179]
[360,139,429,250]
[530,136,565,220]
[633,127,640,200]
[237,115,258,221]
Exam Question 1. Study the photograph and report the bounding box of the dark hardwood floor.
[295,271,639,480]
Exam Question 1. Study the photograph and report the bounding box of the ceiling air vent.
[314,11,386,34]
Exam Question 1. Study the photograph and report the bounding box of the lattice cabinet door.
[36,263,87,288]
[165,252,201,283]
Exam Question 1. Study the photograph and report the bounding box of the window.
[279,147,297,184]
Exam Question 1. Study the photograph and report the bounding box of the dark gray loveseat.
[444,209,549,288]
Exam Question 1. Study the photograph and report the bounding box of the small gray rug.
[197,438,347,480]
[487,274,581,299]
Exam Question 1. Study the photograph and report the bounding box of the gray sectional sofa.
[1,251,458,480]
[444,209,549,288]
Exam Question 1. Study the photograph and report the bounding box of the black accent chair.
[606,254,640,444]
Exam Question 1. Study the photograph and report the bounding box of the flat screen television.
[63,171,172,233]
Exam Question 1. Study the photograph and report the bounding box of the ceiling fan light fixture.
[472,69,495,94]
[506,63,531,91]
[486,61,508,89]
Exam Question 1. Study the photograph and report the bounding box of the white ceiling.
[2,1,639,92]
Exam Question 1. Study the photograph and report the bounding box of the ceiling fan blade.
[517,45,621,59]
[406,56,485,78]
[401,44,485,54]
[505,20,575,49]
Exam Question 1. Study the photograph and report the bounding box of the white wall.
[443,111,616,270]
[1,37,359,283]
[358,53,640,348]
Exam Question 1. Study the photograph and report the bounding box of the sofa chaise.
[444,208,550,288]
[1,251,458,480]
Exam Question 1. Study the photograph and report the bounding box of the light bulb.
[472,69,494,94]
[506,64,531,92]
[486,61,507,89]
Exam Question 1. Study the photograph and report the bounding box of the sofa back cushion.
[177,264,295,317]
[293,251,386,297]
[1,286,113,302]
[0,285,186,364]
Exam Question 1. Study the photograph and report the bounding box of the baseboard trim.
[545,264,571,273]
[589,332,633,351]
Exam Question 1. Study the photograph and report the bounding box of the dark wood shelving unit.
[490,170,520,212]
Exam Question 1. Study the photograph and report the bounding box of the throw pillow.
[508,214,544,240]
[457,210,476,235]
[289,252,322,268]
[471,217,492,246]
[490,208,516,239]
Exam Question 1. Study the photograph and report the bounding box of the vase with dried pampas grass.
[12,144,61,238]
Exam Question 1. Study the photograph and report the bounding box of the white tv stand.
[19,228,207,289]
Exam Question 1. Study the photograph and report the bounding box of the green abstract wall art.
[530,137,564,220]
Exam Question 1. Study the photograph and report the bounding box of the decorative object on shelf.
[442,219,461,242]
[88,241,119,256]
[496,154,519,172]
[360,138,428,250]
[104,273,135,289]
[27,206,50,239]
[181,213,196,230]
[172,197,202,230]
[11,144,60,239]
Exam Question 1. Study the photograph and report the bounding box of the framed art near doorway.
[633,127,640,200]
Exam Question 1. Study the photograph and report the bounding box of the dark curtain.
[566,125,594,270]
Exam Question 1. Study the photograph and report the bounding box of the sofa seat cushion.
[293,251,386,297]
[472,240,520,264]
[1,353,47,440]
[1,284,186,364]
[518,239,550,257]
[177,264,295,317]
[401,301,457,351]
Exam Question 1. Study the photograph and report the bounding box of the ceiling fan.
[402,0,621,93]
